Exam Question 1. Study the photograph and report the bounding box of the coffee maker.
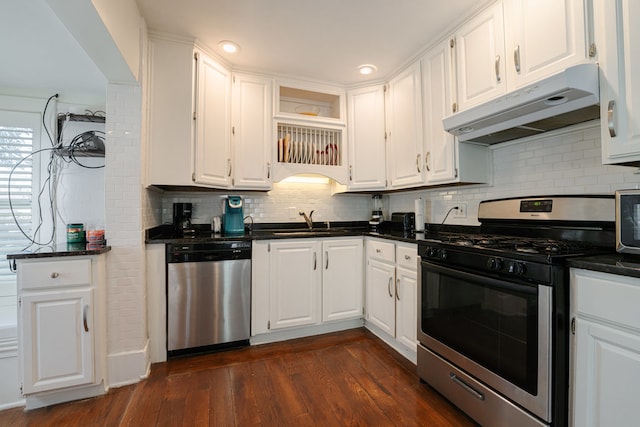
[369,195,384,230]
[173,202,195,236]
[223,196,245,235]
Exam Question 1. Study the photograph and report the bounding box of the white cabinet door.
[232,73,272,190]
[395,266,417,352]
[146,37,196,187]
[504,0,588,90]
[366,258,396,335]
[269,240,321,330]
[455,1,506,111]
[193,51,232,187]
[422,38,458,185]
[346,85,386,190]
[573,319,640,427]
[386,61,424,189]
[20,289,94,394]
[596,0,640,165]
[322,239,363,322]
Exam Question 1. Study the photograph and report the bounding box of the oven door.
[418,258,552,422]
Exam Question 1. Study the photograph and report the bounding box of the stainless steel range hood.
[443,63,600,145]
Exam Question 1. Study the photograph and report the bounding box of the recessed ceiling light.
[218,40,239,54]
[358,64,377,75]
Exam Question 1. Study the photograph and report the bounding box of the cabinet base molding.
[250,319,363,346]
[107,340,151,388]
[365,322,417,364]
[25,382,107,410]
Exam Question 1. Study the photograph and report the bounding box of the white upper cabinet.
[346,85,386,190]
[386,61,424,189]
[147,35,232,189]
[454,1,506,112]
[193,51,232,187]
[422,39,491,186]
[504,0,589,89]
[596,0,640,165]
[231,73,273,189]
[422,38,458,184]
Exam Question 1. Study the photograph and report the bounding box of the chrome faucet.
[299,210,314,230]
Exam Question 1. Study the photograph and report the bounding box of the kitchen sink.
[271,229,354,237]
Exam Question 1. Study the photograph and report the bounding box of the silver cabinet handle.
[267,162,271,179]
[450,373,485,401]
[425,151,431,172]
[514,45,521,73]
[83,305,89,332]
[349,165,353,181]
[50,272,59,279]
[227,158,232,177]
[495,55,501,82]
[325,251,329,270]
[313,252,317,270]
[608,100,617,137]
[395,278,400,301]
[416,154,422,173]
[387,277,393,298]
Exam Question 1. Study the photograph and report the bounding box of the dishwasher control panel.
[167,241,251,263]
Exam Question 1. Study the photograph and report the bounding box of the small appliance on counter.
[391,212,415,233]
[173,202,195,236]
[369,194,384,231]
[615,189,640,254]
[223,196,244,235]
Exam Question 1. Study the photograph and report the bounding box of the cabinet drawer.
[19,259,92,290]
[573,269,640,331]
[366,239,395,263]
[396,244,417,271]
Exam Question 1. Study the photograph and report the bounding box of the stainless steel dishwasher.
[166,241,251,356]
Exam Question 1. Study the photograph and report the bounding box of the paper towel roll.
[415,198,425,232]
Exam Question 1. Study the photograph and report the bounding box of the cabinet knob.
[50,272,59,279]
[405,254,411,260]
[376,248,381,253]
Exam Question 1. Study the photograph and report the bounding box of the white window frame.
[0,107,43,338]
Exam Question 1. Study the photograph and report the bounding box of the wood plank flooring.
[0,328,476,426]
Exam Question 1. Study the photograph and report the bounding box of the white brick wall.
[389,124,640,225]
[104,83,147,361]
[157,182,372,227]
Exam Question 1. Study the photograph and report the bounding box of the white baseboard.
[107,339,150,388]
[250,318,364,346]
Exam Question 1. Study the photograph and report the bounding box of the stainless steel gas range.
[417,195,615,427]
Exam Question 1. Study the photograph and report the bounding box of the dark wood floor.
[0,328,475,426]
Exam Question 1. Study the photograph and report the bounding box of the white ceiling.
[136,0,483,86]
[0,0,485,104]
[0,0,107,104]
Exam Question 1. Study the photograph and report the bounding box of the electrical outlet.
[452,202,467,218]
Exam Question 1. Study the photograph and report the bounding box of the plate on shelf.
[295,105,320,116]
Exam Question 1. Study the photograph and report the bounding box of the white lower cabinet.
[365,238,418,359]
[252,237,364,338]
[570,268,640,427]
[16,255,107,409]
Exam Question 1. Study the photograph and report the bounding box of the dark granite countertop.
[567,253,640,279]
[145,222,430,245]
[7,244,112,260]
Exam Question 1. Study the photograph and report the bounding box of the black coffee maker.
[173,203,195,236]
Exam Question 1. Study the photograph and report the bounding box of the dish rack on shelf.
[276,123,341,166]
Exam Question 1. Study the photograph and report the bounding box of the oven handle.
[421,260,538,296]
[450,373,485,401]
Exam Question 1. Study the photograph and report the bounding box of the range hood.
[443,63,600,145]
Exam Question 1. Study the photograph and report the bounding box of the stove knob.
[426,247,437,258]
[438,249,448,261]
[487,257,504,271]
[508,262,526,276]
